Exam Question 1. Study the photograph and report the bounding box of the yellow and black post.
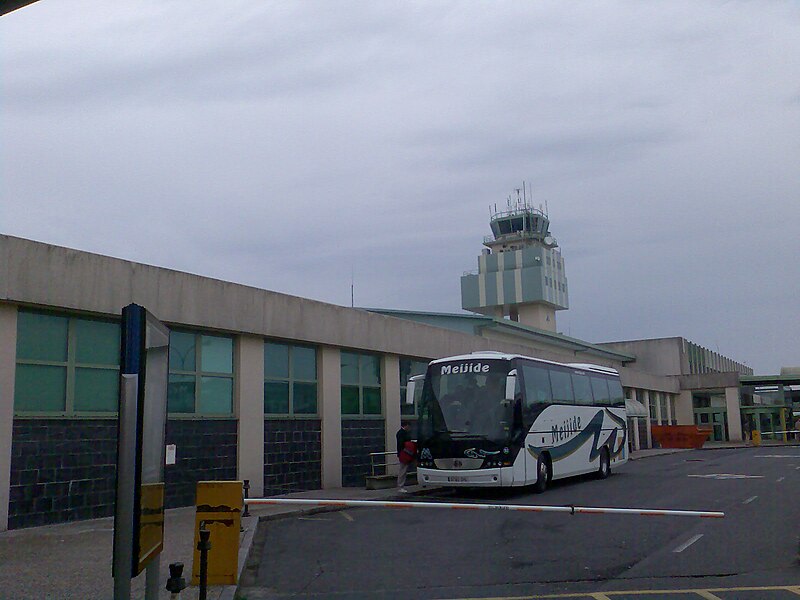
[192,481,244,588]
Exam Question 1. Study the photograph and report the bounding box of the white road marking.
[777,477,786,482]
[688,474,764,480]
[695,591,723,600]
[672,533,704,553]
[340,511,354,522]
[742,496,758,504]
[756,455,800,458]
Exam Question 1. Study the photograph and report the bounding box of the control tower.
[460,189,568,332]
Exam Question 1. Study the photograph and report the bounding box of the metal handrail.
[368,450,416,477]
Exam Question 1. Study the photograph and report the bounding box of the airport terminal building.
[0,207,758,530]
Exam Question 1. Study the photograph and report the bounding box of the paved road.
[240,448,800,599]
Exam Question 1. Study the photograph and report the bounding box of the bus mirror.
[505,370,517,402]
[406,375,424,405]
[406,380,416,405]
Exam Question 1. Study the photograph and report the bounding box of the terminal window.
[14,310,120,415]
[264,342,318,416]
[341,352,382,416]
[167,331,233,415]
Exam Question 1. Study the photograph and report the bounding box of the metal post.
[197,523,211,600]
[165,562,187,599]
[145,559,160,600]
[242,479,250,518]
[113,374,139,600]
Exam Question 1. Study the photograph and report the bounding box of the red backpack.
[399,440,417,464]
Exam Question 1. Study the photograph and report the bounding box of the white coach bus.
[408,352,627,491]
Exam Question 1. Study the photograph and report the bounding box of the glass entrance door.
[694,409,728,441]
[741,407,783,441]
[759,412,775,439]
[712,412,727,442]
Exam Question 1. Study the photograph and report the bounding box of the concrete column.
[665,393,673,424]
[725,386,743,442]
[235,335,264,497]
[643,390,652,448]
[650,392,668,425]
[383,355,401,475]
[676,390,694,425]
[632,417,641,451]
[319,346,342,488]
[0,304,17,532]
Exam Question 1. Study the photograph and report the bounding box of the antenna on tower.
[522,181,526,205]
[545,199,549,217]
[350,268,354,308]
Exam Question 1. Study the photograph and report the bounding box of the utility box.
[192,481,243,586]
[752,430,762,446]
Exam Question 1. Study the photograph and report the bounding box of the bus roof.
[428,352,620,377]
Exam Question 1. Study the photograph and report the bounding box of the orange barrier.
[651,425,712,449]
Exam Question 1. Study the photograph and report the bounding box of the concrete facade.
[235,335,265,497]
[0,304,17,532]
[0,235,756,530]
[319,346,343,488]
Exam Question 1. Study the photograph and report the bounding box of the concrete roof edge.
[479,319,636,362]
[364,308,492,321]
[0,234,342,310]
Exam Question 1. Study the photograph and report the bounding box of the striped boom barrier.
[244,498,724,518]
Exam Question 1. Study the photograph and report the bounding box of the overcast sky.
[2,1,798,374]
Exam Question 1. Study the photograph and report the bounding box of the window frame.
[340,351,383,418]
[14,309,121,417]
[264,341,319,418]
[168,330,235,417]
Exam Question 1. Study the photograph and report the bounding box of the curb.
[629,449,689,461]
[218,515,259,600]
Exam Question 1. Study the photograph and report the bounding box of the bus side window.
[522,364,552,408]
[608,380,625,407]
[520,364,551,424]
[571,373,593,406]
[590,376,611,407]
[550,368,574,404]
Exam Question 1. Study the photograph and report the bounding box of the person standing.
[396,421,415,492]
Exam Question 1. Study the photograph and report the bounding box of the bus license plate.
[447,476,467,482]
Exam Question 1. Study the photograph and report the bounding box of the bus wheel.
[597,447,611,479]
[534,455,548,493]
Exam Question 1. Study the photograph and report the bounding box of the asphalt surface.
[239,447,800,599]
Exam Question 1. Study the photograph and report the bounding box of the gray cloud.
[2,0,799,374]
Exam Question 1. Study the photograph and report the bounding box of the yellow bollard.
[192,481,243,586]
[752,430,762,447]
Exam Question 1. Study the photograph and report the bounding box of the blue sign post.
[113,304,170,600]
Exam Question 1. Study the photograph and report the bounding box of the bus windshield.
[418,360,513,444]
